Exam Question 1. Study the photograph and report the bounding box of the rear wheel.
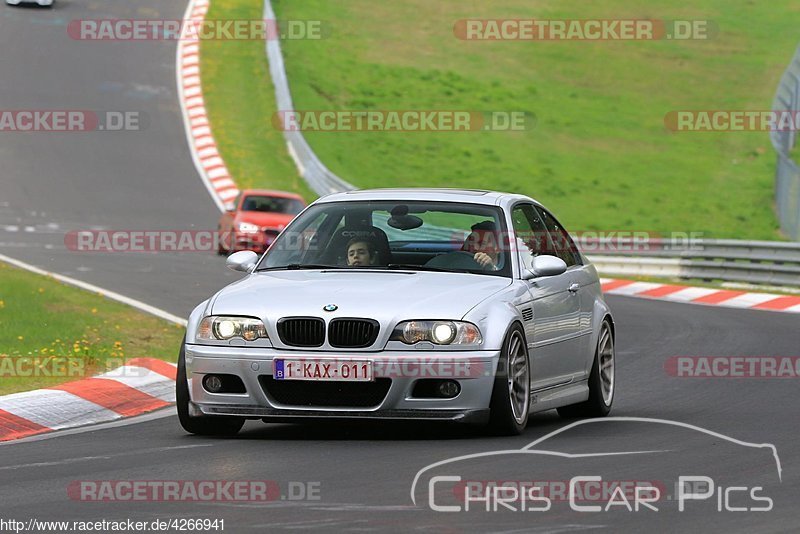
[176,342,244,436]
[488,324,530,435]
[557,319,614,418]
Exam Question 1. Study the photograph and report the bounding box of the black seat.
[318,226,391,266]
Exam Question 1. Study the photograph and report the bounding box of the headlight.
[390,320,482,345]
[237,222,260,234]
[197,316,267,342]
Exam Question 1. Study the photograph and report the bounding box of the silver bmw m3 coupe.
[178,188,615,436]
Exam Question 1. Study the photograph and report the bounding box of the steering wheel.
[425,250,482,270]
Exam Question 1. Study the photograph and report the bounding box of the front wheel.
[487,324,530,435]
[557,319,614,419]
[176,342,244,436]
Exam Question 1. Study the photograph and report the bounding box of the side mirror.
[522,255,568,279]
[226,250,258,273]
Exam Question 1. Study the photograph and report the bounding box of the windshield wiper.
[387,263,470,273]
[258,263,349,271]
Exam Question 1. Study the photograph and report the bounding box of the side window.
[511,204,551,271]
[536,207,582,267]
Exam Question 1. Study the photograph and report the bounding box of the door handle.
[568,283,580,293]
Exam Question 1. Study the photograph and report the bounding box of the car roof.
[239,189,305,200]
[316,188,540,207]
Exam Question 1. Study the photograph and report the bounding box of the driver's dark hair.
[462,220,499,253]
[346,237,376,256]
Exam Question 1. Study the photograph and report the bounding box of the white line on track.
[0,253,187,326]
[0,407,177,446]
[0,443,214,471]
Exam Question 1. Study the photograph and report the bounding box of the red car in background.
[217,190,306,255]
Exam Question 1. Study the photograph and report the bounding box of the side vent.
[521,308,533,322]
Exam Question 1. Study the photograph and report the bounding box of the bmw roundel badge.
[323,304,338,312]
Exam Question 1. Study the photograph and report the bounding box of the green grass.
[262,0,798,239]
[200,0,316,201]
[0,262,185,395]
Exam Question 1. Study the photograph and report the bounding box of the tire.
[487,324,530,435]
[557,319,614,419]
[176,341,244,436]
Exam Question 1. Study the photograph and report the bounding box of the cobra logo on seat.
[341,231,379,238]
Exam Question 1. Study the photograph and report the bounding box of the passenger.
[346,238,378,267]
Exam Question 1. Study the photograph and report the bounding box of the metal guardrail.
[770,44,800,240]
[261,0,799,286]
[583,239,800,287]
[263,0,355,196]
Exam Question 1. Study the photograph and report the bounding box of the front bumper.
[6,0,54,5]
[184,344,500,423]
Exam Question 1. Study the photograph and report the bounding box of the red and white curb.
[0,358,176,442]
[601,278,800,313]
[177,0,239,212]
[0,254,185,443]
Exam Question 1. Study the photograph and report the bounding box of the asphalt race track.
[0,2,798,532]
[0,0,234,311]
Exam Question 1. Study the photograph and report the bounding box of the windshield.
[241,195,305,215]
[255,200,511,277]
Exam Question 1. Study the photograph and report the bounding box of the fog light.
[203,375,224,393]
[438,380,460,398]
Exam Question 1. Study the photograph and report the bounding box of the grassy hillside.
[205,0,800,238]
[0,262,183,395]
[200,0,316,199]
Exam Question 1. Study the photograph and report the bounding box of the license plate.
[274,359,374,382]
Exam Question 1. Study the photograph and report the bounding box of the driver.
[462,221,501,270]
[346,238,378,267]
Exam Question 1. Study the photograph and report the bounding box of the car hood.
[210,270,511,325]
